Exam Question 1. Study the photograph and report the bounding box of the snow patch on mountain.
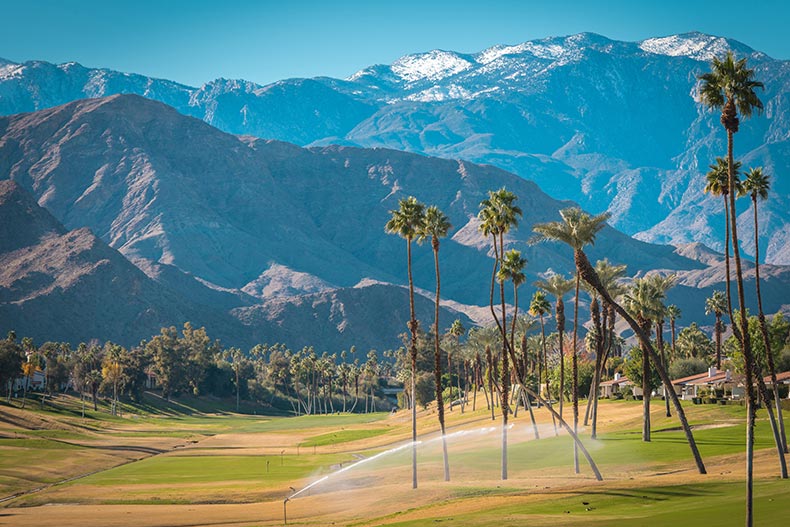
[639,34,733,61]
[391,50,474,83]
[477,41,571,64]
[0,62,24,80]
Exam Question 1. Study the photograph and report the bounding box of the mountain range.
[1,94,788,350]
[2,32,789,264]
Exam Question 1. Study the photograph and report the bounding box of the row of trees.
[0,324,399,416]
[384,50,786,525]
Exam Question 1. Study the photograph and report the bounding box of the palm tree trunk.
[498,233,509,481]
[431,242,450,482]
[574,247,707,474]
[752,197,788,454]
[572,272,580,473]
[723,195,735,324]
[727,128,756,527]
[406,238,418,490]
[656,321,670,418]
[486,346,495,420]
[715,315,722,369]
[556,299,566,420]
[641,317,651,443]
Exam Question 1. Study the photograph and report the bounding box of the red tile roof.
[687,372,731,385]
[765,371,790,383]
[672,372,709,385]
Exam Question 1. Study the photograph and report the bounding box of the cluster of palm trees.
[386,51,785,525]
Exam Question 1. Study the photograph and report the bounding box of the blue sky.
[1,0,787,87]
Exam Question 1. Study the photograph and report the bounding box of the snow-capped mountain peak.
[390,49,474,83]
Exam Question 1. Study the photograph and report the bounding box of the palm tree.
[468,325,501,417]
[624,276,666,442]
[534,273,574,422]
[534,208,610,472]
[385,195,426,490]
[418,204,452,482]
[705,291,728,369]
[667,305,682,361]
[700,53,766,523]
[534,206,707,475]
[528,290,551,406]
[448,319,466,412]
[584,259,627,438]
[704,156,742,323]
[499,250,538,438]
[478,188,522,481]
[741,168,788,454]
[649,274,676,419]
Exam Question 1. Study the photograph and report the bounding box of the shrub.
[669,358,708,380]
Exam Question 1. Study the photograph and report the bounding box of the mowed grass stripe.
[299,428,389,447]
[76,453,353,486]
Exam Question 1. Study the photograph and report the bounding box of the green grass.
[299,428,390,447]
[373,480,790,526]
[77,453,352,486]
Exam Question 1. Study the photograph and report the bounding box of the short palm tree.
[534,207,707,475]
[740,168,788,454]
[700,52,767,521]
[448,319,466,413]
[649,274,677,418]
[624,276,666,442]
[528,290,551,402]
[584,259,627,437]
[705,291,727,369]
[499,250,537,437]
[385,195,425,489]
[418,204,452,481]
[534,273,574,421]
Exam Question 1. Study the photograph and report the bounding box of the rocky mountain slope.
[0,177,471,351]
[2,32,789,264]
[1,95,787,350]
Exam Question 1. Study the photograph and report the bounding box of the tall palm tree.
[385,195,426,490]
[741,167,788,454]
[534,207,707,475]
[534,273,574,421]
[704,156,742,323]
[624,276,666,442]
[705,291,728,369]
[533,208,611,473]
[739,167,787,462]
[700,52,766,523]
[478,188,522,481]
[418,204,452,481]
[667,305,682,361]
